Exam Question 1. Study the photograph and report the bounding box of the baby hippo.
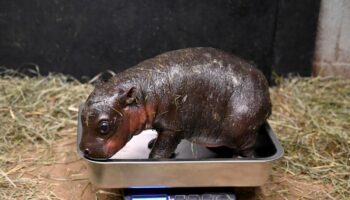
[79,47,271,159]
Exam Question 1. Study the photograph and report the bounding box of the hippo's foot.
[148,138,176,158]
[148,130,182,159]
[237,148,255,158]
[148,152,177,159]
[148,149,174,159]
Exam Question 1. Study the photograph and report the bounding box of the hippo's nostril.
[84,148,90,156]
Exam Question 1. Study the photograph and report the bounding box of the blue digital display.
[132,196,167,200]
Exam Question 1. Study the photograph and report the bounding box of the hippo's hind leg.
[236,134,256,158]
[221,104,263,158]
[149,130,182,159]
[223,121,257,158]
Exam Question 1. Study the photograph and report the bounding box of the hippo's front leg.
[149,131,182,159]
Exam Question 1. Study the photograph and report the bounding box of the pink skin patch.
[106,136,127,157]
[203,144,224,148]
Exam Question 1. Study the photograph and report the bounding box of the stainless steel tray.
[77,105,283,188]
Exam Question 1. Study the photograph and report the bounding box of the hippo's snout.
[83,148,90,157]
[79,141,109,160]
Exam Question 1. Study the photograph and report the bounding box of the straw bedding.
[0,70,349,199]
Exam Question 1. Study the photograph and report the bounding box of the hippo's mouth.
[83,155,110,161]
[79,149,111,161]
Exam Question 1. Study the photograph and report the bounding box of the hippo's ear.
[118,87,137,106]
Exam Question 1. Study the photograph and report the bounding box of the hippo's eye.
[98,120,110,135]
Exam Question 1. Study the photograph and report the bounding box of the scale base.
[124,188,236,200]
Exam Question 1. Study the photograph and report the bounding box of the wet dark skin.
[79,47,271,160]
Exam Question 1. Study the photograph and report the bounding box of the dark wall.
[272,0,320,76]
[0,0,320,80]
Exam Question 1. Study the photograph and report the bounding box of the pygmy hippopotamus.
[79,47,271,159]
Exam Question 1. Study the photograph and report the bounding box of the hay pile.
[269,76,350,199]
[0,70,92,199]
[0,70,349,199]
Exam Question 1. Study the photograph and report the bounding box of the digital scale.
[124,188,236,200]
[77,105,283,199]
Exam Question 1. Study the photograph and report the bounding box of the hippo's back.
[161,48,271,147]
[117,47,258,84]
[114,48,270,142]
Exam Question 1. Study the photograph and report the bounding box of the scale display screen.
[125,188,236,200]
[132,196,168,200]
